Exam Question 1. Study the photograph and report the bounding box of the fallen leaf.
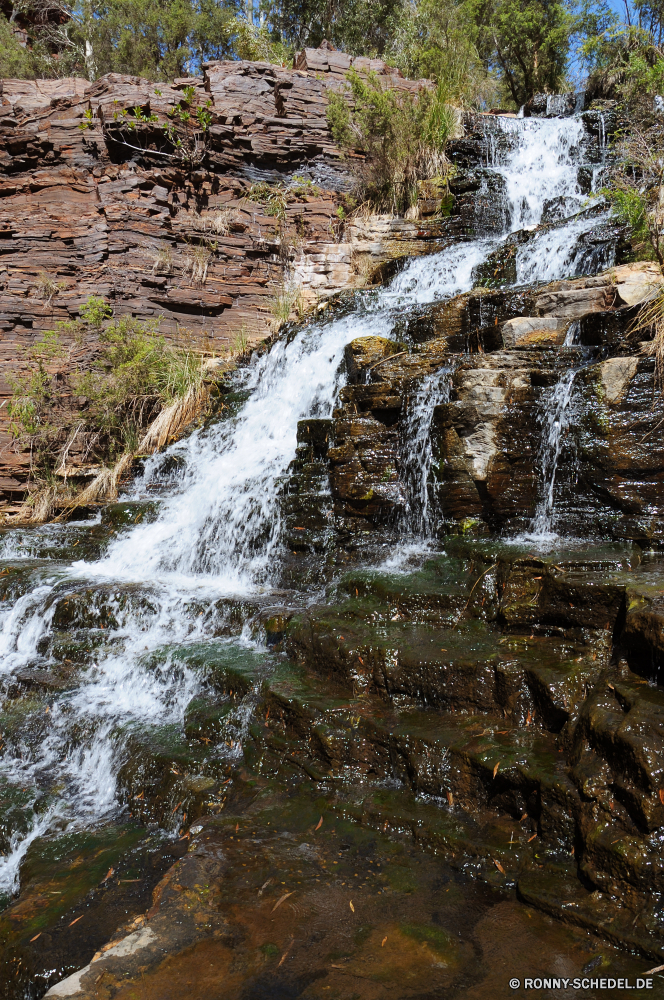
[659,789,664,806]
[349,900,355,912]
[381,936,387,947]
[278,936,294,967]
[520,813,527,821]
[446,791,454,806]
[30,933,41,942]
[643,963,664,975]
[258,879,271,896]
[315,816,323,831]
[235,823,239,832]
[528,833,537,842]
[68,915,84,927]
[100,867,114,884]
[493,761,500,778]
[272,891,295,912]
[171,801,182,815]
[494,860,505,874]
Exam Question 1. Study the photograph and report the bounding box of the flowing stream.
[0,113,613,913]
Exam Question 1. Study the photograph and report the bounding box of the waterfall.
[529,369,579,540]
[400,367,454,537]
[0,110,613,897]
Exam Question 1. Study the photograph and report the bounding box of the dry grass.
[182,244,213,285]
[137,384,209,453]
[187,208,238,236]
[152,245,174,275]
[44,387,209,524]
[34,272,66,306]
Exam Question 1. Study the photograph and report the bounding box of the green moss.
[399,922,455,956]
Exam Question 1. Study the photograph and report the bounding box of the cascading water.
[529,368,579,540]
[0,110,614,910]
[400,367,455,537]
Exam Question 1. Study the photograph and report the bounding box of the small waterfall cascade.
[529,369,579,540]
[0,109,616,907]
[400,367,454,536]
[525,322,582,541]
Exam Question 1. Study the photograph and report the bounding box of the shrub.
[8,298,205,477]
[327,69,459,213]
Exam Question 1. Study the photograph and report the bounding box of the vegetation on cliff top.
[0,0,635,110]
[327,69,460,212]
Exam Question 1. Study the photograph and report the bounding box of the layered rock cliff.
[0,51,447,507]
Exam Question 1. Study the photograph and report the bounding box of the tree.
[386,0,496,106]
[468,0,572,107]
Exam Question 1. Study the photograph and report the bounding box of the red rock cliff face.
[0,53,444,505]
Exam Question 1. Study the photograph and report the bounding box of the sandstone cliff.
[0,51,447,508]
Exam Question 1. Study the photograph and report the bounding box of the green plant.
[248,182,288,222]
[603,124,664,266]
[290,175,321,198]
[327,70,459,213]
[229,15,291,65]
[231,327,249,356]
[79,108,95,131]
[270,284,305,332]
[7,300,206,479]
[80,295,113,329]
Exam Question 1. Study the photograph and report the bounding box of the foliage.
[468,0,573,108]
[79,88,214,168]
[8,299,205,475]
[267,0,405,57]
[248,181,289,221]
[228,14,291,63]
[603,121,664,267]
[327,68,458,212]
[0,14,37,77]
[270,284,305,331]
[385,0,496,107]
[247,176,321,223]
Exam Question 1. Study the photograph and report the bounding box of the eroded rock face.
[0,54,453,506]
[284,262,664,543]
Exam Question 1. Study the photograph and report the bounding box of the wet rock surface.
[38,792,653,1000]
[2,99,664,1000]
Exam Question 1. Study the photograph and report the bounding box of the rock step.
[261,660,578,847]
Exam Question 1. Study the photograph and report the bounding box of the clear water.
[0,112,613,898]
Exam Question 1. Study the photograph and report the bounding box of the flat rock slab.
[43,801,650,999]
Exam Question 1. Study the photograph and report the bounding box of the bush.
[8,300,205,476]
[327,69,459,213]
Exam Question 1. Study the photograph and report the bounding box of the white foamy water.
[401,367,455,536]
[491,116,586,230]
[0,111,615,895]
